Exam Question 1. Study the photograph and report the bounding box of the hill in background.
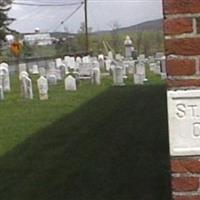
[50,18,163,38]
[92,19,163,36]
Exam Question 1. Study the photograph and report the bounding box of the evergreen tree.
[0,0,13,45]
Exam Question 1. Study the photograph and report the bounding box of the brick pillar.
[163,0,200,199]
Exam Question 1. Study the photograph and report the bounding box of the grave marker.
[37,76,48,100]
[65,75,76,91]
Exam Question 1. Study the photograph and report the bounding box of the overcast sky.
[9,0,163,33]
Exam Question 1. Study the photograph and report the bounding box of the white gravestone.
[19,63,27,73]
[79,63,93,79]
[60,65,66,79]
[19,71,29,80]
[0,66,11,92]
[133,74,144,85]
[55,58,64,68]
[167,89,200,156]
[47,62,60,82]
[113,66,125,86]
[93,60,100,69]
[82,56,91,63]
[149,63,156,72]
[0,62,9,69]
[76,57,82,63]
[108,51,113,60]
[65,75,77,91]
[136,63,146,79]
[153,61,161,75]
[55,68,62,81]
[37,76,48,100]
[133,63,146,85]
[64,56,70,69]
[32,64,39,74]
[21,75,33,99]
[0,85,4,100]
[91,67,101,85]
[98,54,104,69]
[98,54,104,61]
[76,57,82,69]
[68,57,76,69]
[39,67,46,77]
[105,59,112,71]
[48,74,57,85]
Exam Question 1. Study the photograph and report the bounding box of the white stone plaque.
[168,89,200,156]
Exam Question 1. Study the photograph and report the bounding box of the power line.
[11,7,43,25]
[52,2,83,32]
[12,1,83,7]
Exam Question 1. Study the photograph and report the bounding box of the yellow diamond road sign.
[10,41,22,57]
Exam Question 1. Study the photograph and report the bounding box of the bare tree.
[109,21,122,53]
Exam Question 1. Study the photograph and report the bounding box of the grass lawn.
[0,71,171,200]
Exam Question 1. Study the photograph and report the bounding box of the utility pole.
[84,0,89,54]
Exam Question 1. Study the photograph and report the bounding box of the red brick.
[173,196,200,200]
[171,159,200,173]
[166,59,196,76]
[165,38,200,56]
[167,79,200,87]
[164,18,193,35]
[172,177,199,192]
[164,0,200,14]
[171,160,188,173]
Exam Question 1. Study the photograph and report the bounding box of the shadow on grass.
[0,85,171,200]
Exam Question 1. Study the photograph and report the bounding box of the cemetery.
[3,0,198,199]
[0,39,170,199]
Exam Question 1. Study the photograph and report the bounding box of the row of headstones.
[23,56,102,79]
[111,60,147,86]
[0,60,155,101]
[0,65,101,101]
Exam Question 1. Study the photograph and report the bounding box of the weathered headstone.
[0,62,9,69]
[113,65,125,86]
[115,54,123,61]
[79,63,93,79]
[136,63,145,78]
[21,75,33,99]
[105,59,112,72]
[19,71,29,80]
[19,63,27,73]
[39,67,46,77]
[154,61,161,75]
[47,74,57,85]
[32,64,39,74]
[68,57,76,69]
[91,67,101,85]
[60,65,66,79]
[108,51,113,60]
[37,76,48,100]
[133,63,146,85]
[0,66,11,92]
[65,75,77,91]
[82,56,91,63]
[98,54,104,69]
[133,74,144,85]
[55,58,63,68]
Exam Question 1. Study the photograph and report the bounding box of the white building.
[24,33,53,46]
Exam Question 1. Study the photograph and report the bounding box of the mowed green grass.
[0,71,171,200]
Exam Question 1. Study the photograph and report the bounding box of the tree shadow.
[0,85,171,200]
